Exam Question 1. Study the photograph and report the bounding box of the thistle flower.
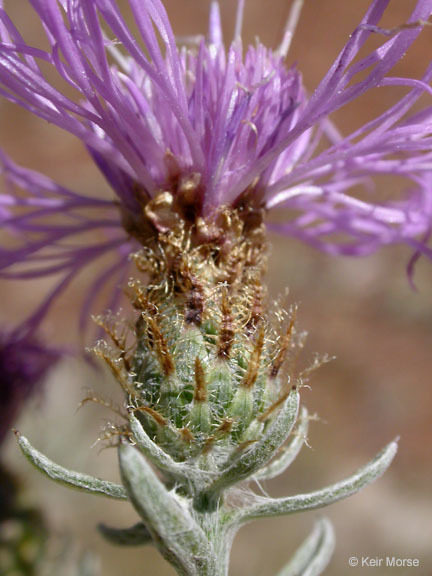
[5,2,432,575]
[1,0,432,336]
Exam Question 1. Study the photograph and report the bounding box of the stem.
[192,508,238,576]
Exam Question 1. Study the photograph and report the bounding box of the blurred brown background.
[1,1,432,575]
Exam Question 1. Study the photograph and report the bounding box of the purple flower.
[1,0,432,333]
[0,328,59,443]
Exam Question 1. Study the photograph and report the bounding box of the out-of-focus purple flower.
[0,328,59,443]
[1,0,432,333]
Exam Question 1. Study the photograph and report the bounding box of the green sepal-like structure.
[194,388,299,508]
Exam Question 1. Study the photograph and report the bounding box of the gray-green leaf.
[16,432,128,500]
[236,440,397,523]
[119,443,217,576]
[276,517,335,576]
[98,522,152,546]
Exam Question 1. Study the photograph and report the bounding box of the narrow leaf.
[237,440,397,523]
[16,431,127,500]
[276,517,335,576]
[98,522,152,546]
[119,443,216,576]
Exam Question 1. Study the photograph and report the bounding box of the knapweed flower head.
[8,4,425,573]
[1,0,432,336]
